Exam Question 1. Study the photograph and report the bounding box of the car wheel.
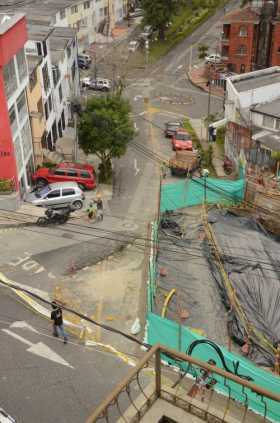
[36,178,47,188]
[36,217,48,226]
[73,200,83,210]
[78,183,86,191]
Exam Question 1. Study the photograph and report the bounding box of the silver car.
[24,182,85,209]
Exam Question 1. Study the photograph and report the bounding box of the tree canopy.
[78,95,134,181]
[142,0,181,40]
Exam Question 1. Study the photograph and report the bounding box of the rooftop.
[251,97,280,118]
[0,13,25,35]
[27,22,53,41]
[223,6,260,23]
[252,128,280,151]
[229,67,280,92]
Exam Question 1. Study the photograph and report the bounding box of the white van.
[78,53,91,64]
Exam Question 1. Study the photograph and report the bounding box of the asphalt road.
[0,289,132,423]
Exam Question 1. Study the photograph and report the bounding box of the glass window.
[239,26,247,37]
[14,136,23,173]
[62,188,75,196]
[42,41,47,57]
[47,189,60,198]
[3,59,17,98]
[71,5,78,14]
[9,106,18,136]
[54,169,65,176]
[42,63,50,92]
[16,49,27,83]
[276,119,280,129]
[237,45,247,55]
[263,115,275,128]
[80,170,90,178]
[84,1,90,9]
[36,42,42,56]
[59,84,63,103]
[17,91,28,123]
[66,169,78,177]
[60,9,66,19]
[44,102,49,121]
[21,120,32,159]
[48,95,52,112]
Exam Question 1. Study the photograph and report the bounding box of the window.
[21,120,32,159]
[239,26,247,37]
[66,169,78,177]
[80,171,90,178]
[52,66,61,86]
[17,91,28,123]
[71,5,78,14]
[36,42,42,56]
[16,48,27,82]
[14,136,23,172]
[276,119,280,129]
[237,45,247,55]
[62,188,75,196]
[42,63,50,92]
[104,6,108,15]
[48,95,52,112]
[52,121,58,143]
[58,84,63,103]
[71,61,76,82]
[60,9,66,19]
[54,169,65,176]
[3,58,17,98]
[67,45,71,59]
[263,115,275,128]
[240,64,246,73]
[29,69,37,91]
[9,106,18,136]
[44,101,49,120]
[84,1,90,9]
[42,41,47,57]
[47,189,60,198]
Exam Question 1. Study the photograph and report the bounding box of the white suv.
[205,54,222,64]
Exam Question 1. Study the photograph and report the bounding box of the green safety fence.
[147,222,158,313]
[147,312,280,422]
[160,176,245,212]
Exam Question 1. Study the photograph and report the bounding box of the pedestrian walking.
[212,127,217,142]
[51,301,68,344]
[208,125,214,142]
[86,201,97,221]
[94,194,103,221]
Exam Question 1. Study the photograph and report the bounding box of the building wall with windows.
[26,56,46,166]
[0,13,34,195]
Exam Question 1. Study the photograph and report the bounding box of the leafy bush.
[0,179,13,192]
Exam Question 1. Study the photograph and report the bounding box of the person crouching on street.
[51,301,68,344]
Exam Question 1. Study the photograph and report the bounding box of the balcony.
[86,344,280,423]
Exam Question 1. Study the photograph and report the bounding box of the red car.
[172,129,193,151]
[32,162,96,190]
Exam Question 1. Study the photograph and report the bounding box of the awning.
[211,118,228,129]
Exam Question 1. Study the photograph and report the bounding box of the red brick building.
[221,0,280,73]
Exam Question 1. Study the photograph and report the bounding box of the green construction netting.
[160,176,245,212]
[147,312,280,422]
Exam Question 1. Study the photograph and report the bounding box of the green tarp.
[160,176,245,212]
[147,312,280,422]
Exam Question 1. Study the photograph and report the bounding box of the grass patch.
[149,1,225,62]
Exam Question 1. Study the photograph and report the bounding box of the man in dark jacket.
[51,301,68,344]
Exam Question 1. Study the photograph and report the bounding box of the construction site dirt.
[155,206,280,368]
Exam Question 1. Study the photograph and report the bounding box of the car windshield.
[167,122,180,128]
[36,185,50,198]
[176,133,189,140]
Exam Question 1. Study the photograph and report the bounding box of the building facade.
[221,0,280,73]
[0,13,34,195]
[223,67,280,173]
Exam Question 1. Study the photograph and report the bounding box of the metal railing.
[85,344,280,423]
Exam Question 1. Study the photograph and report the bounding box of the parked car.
[78,56,90,69]
[81,77,92,88]
[164,121,183,138]
[128,40,140,53]
[78,53,91,64]
[24,182,85,209]
[94,78,112,91]
[172,129,193,151]
[0,408,16,423]
[205,53,222,64]
[32,162,96,190]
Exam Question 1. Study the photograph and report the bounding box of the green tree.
[78,95,134,183]
[142,0,181,40]
[198,43,209,59]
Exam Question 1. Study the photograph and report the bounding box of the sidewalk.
[188,65,224,98]
[190,118,226,177]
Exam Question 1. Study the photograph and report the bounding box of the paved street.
[0,290,133,423]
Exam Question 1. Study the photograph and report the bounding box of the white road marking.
[2,329,74,368]
[134,158,140,176]
[10,321,39,333]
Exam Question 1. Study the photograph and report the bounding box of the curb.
[0,271,136,367]
[0,221,34,229]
